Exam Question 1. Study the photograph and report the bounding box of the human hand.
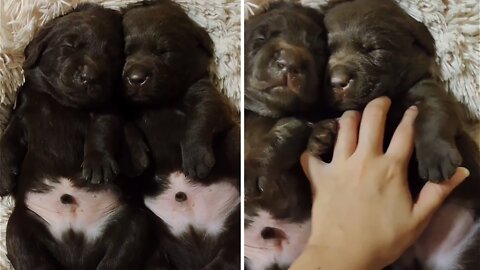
[290,97,469,270]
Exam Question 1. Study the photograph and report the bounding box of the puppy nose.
[127,69,149,86]
[275,49,303,75]
[330,68,352,91]
[80,65,98,85]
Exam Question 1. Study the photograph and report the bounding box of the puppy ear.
[407,19,435,56]
[23,24,53,69]
[194,25,214,58]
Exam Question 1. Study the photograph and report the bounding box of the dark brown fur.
[308,0,480,268]
[0,4,152,269]
[121,1,240,269]
[244,3,327,269]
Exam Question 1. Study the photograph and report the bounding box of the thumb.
[300,152,327,194]
[413,167,469,225]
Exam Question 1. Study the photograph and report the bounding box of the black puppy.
[122,1,240,269]
[0,4,151,269]
[309,0,480,269]
[244,3,327,269]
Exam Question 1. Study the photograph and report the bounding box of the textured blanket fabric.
[0,0,239,268]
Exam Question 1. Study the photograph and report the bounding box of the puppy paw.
[272,118,309,138]
[82,152,119,184]
[416,139,462,182]
[182,143,215,179]
[308,119,338,157]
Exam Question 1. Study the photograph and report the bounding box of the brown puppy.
[1,4,152,270]
[244,2,327,269]
[245,1,328,176]
[311,0,480,269]
[122,1,240,269]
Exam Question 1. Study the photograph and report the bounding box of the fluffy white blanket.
[0,0,239,268]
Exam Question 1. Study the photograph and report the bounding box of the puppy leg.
[0,115,27,195]
[120,122,150,177]
[7,207,58,270]
[82,114,122,184]
[258,117,312,170]
[97,208,151,270]
[181,78,235,179]
[405,79,463,182]
[307,119,338,159]
[202,250,239,270]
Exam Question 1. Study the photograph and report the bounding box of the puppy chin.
[330,92,365,111]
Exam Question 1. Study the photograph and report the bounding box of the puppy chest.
[244,210,311,270]
[25,178,122,242]
[144,171,240,237]
[412,203,480,270]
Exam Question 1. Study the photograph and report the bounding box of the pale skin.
[290,97,470,270]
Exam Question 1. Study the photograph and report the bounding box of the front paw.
[308,119,338,157]
[82,152,119,184]
[182,143,215,179]
[416,139,462,182]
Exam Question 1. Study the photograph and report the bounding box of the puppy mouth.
[250,76,305,97]
[328,80,380,111]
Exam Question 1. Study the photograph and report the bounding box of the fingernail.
[458,167,470,178]
[408,105,418,112]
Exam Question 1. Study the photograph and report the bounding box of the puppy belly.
[25,177,122,242]
[413,203,480,270]
[245,210,311,270]
[144,171,239,237]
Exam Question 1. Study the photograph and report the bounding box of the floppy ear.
[23,24,54,69]
[194,25,214,58]
[407,18,435,56]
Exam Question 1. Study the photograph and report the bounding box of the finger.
[332,111,361,161]
[300,152,327,191]
[413,167,469,224]
[386,106,418,163]
[357,97,391,155]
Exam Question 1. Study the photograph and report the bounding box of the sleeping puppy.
[245,1,328,179]
[0,4,152,269]
[122,1,240,269]
[244,2,327,269]
[309,0,480,269]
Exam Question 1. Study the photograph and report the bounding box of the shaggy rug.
[0,0,240,268]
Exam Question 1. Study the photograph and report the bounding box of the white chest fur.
[25,178,122,243]
[244,210,311,270]
[144,171,239,237]
[413,203,480,270]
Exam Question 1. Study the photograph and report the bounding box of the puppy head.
[245,3,327,117]
[122,1,213,105]
[23,4,124,107]
[324,0,435,111]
